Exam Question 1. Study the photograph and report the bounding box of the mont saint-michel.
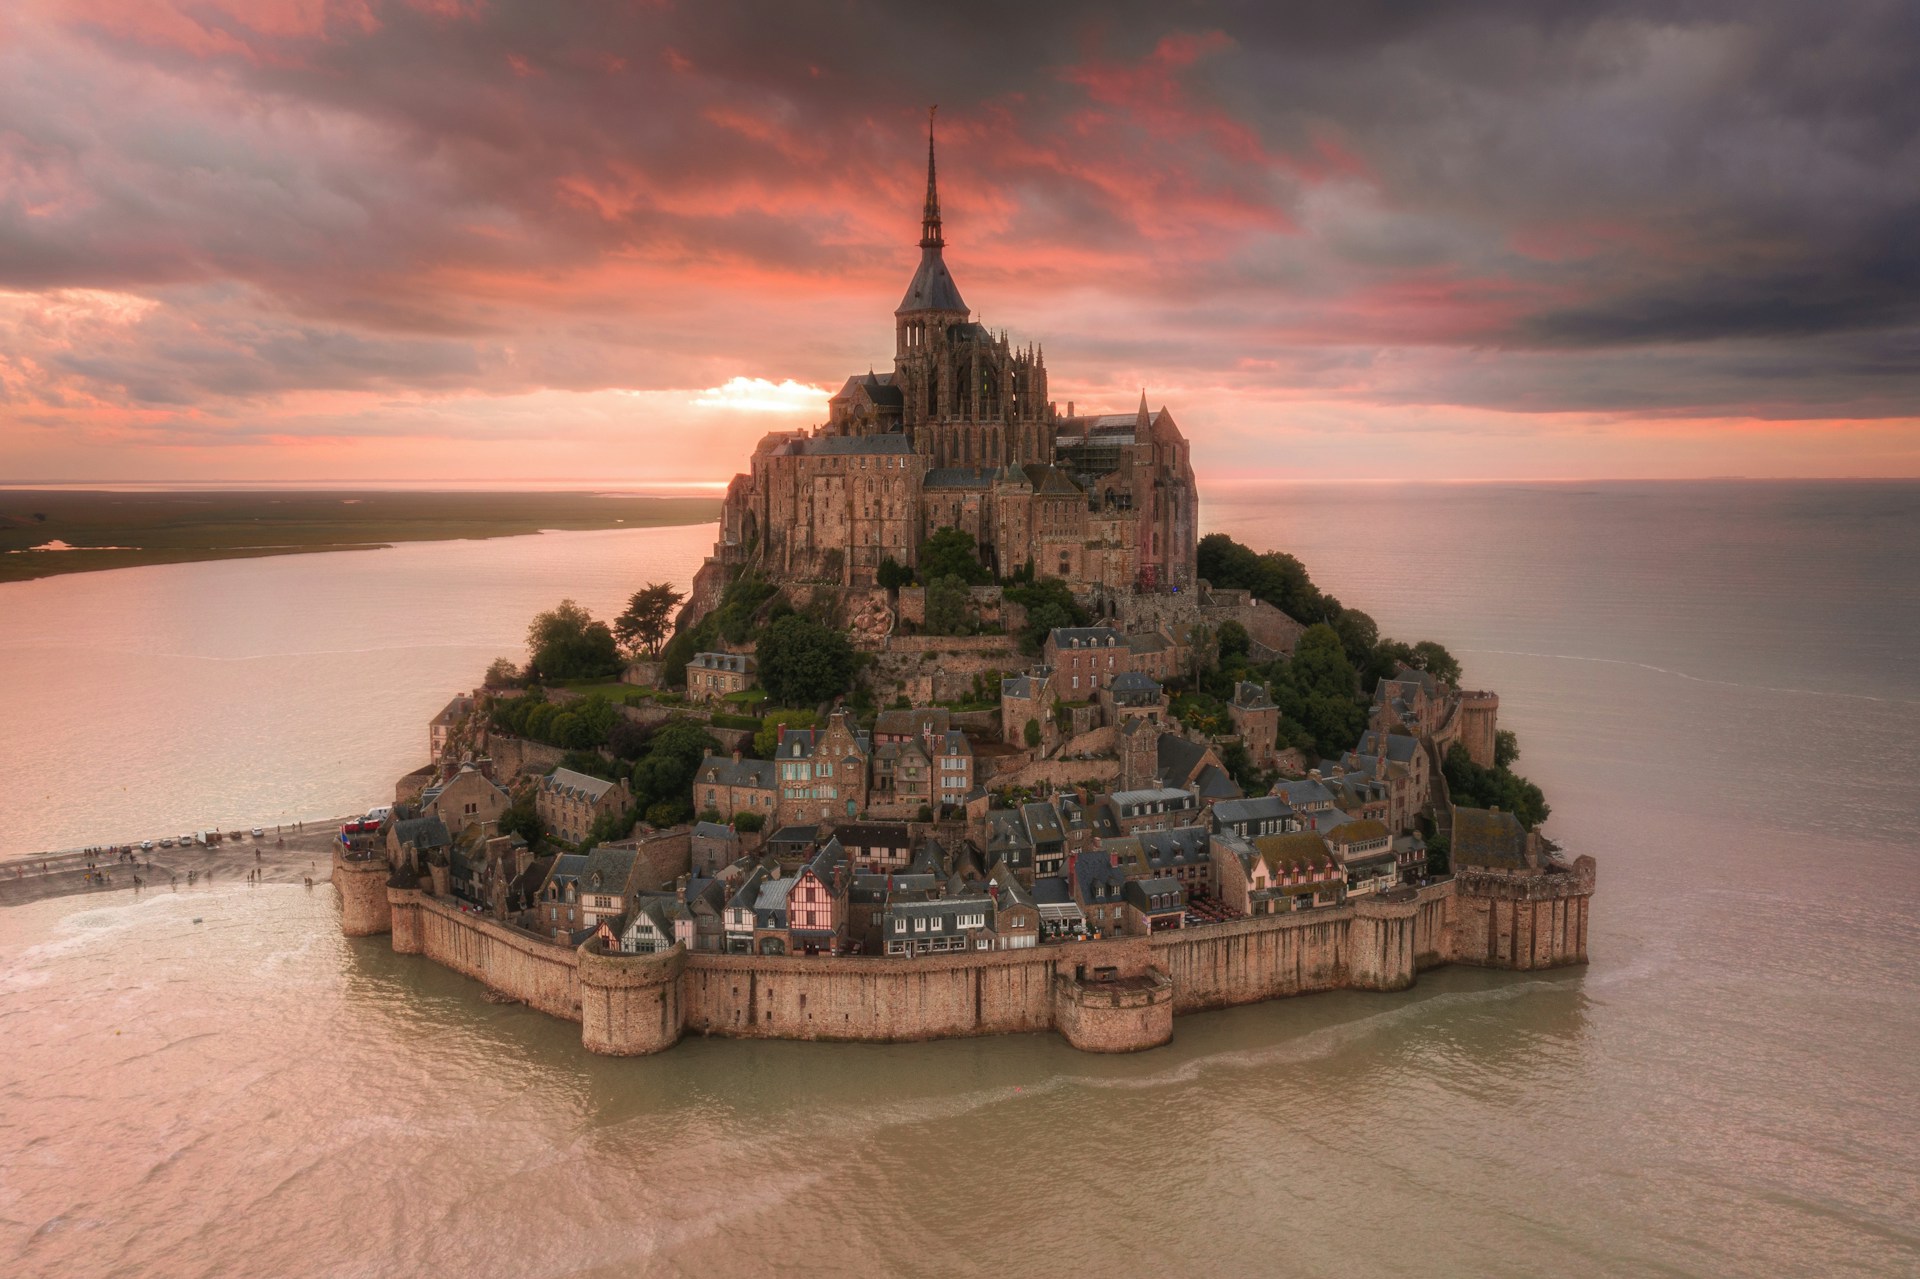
[331,130,1595,1056]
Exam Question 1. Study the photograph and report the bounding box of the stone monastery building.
[704,119,1199,597]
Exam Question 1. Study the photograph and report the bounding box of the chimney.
[1067,400,1075,417]
[732,748,743,764]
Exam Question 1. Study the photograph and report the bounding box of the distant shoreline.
[0,489,721,585]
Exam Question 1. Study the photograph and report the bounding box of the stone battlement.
[346,867,1590,1055]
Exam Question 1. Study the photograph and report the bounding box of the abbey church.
[699,123,1198,604]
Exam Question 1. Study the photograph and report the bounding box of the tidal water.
[2,481,1917,1277]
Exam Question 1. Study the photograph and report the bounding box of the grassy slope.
[0,490,721,584]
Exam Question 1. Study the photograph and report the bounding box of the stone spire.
[1137,388,1151,431]
[921,105,943,250]
[896,106,968,318]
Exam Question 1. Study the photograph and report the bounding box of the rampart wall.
[360,867,1588,1056]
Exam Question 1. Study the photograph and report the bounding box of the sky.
[2,0,1917,484]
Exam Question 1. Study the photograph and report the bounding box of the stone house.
[1326,819,1397,896]
[536,852,591,938]
[880,894,992,956]
[999,667,1054,749]
[430,693,474,762]
[1450,806,1534,870]
[1210,795,1299,841]
[871,736,932,813]
[1103,786,1200,836]
[686,651,756,703]
[723,864,772,953]
[693,753,778,823]
[1248,833,1348,912]
[422,763,510,838]
[775,709,871,825]
[1158,735,1241,804]
[932,730,974,810]
[1099,672,1168,727]
[1122,876,1186,934]
[1229,681,1281,767]
[751,875,798,954]
[1043,626,1131,699]
[690,820,741,875]
[386,815,451,875]
[987,865,1040,948]
[536,768,631,847]
[1030,875,1087,941]
[1124,630,1180,682]
[873,706,951,750]
[1071,849,1130,939]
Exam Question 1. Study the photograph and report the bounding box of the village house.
[775,709,871,825]
[1124,629,1180,682]
[1123,876,1186,934]
[536,852,591,939]
[1228,681,1281,767]
[723,864,773,953]
[881,894,992,956]
[871,735,932,813]
[429,693,474,761]
[932,730,974,809]
[618,896,681,954]
[751,874,799,954]
[999,667,1054,748]
[1100,672,1169,726]
[1030,875,1087,941]
[690,820,741,875]
[1211,794,1298,841]
[835,822,914,873]
[1248,832,1348,913]
[987,865,1040,948]
[1103,786,1200,836]
[1043,626,1131,698]
[872,706,951,750]
[386,814,451,875]
[536,767,631,847]
[693,752,778,823]
[787,840,849,954]
[421,763,511,837]
[685,651,756,704]
[1326,819,1398,895]
[1071,850,1131,939]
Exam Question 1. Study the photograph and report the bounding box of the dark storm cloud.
[3,0,1917,428]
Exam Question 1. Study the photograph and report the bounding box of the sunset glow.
[1,1,1914,482]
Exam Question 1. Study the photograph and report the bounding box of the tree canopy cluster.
[756,613,856,707]
[1443,741,1551,829]
[524,599,622,681]
[613,583,683,658]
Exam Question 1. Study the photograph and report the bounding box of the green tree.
[483,657,524,689]
[1412,640,1463,686]
[1023,718,1042,749]
[919,526,992,585]
[1443,743,1551,829]
[1216,619,1251,664]
[526,599,622,681]
[499,791,543,848]
[1003,577,1090,653]
[614,582,684,658]
[876,556,913,590]
[924,573,975,635]
[1494,729,1520,770]
[757,613,855,706]
[732,810,766,833]
[631,719,720,815]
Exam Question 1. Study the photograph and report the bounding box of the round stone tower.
[1346,893,1421,992]
[334,850,393,937]
[577,940,687,1055]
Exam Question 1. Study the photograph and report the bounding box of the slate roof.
[875,707,950,739]
[1212,795,1295,830]
[1123,876,1185,913]
[1072,851,1129,902]
[391,816,451,851]
[1158,735,1210,786]
[692,821,738,842]
[542,768,619,803]
[897,245,969,315]
[1452,806,1532,869]
[1125,631,1171,655]
[1231,681,1275,710]
[696,755,777,789]
[807,434,916,457]
[580,846,640,895]
[1048,626,1125,649]
[924,467,996,489]
[690,651,754,675]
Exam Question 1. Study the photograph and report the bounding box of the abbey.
[698,124,1199,603]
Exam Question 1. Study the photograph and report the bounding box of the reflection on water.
[3,482,1918,1276]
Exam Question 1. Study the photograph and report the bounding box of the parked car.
[141,840,154,852]
[160,838,174,848]
[251,827,265,838]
